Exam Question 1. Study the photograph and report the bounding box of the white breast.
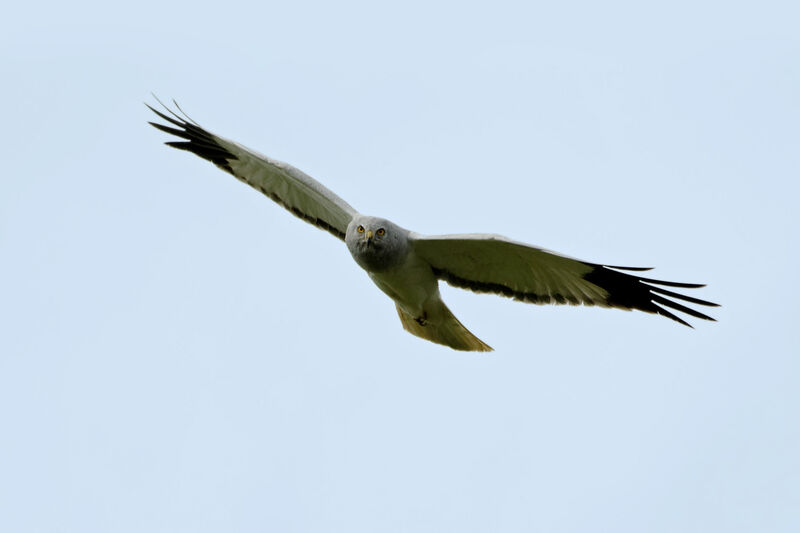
[367,249,438,317]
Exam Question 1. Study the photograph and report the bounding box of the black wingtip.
[148,98,237,174]
[583,264,718,327]
[653,302,693,327]
[648,285,720,308]
[605,265,654,272]
[652,294,716,322]
[172,99,200,126]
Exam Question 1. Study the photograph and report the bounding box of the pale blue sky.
[1,1,798,531]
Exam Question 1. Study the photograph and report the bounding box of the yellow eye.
[357,225,365,233]
[376,228,386,236]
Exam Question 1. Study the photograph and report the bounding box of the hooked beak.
[364,230,374,246]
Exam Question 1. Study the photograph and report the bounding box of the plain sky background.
[1,1,798,531]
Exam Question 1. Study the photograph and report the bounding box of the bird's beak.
[365,230,374,245]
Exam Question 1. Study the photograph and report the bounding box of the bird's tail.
[395,301,493,352]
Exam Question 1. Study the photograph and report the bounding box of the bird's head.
[345,216,409,272]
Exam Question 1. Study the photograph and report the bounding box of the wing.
[411,233,719,327]
[147,100,358,240]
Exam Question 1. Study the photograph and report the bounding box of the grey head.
[345,215,410,273]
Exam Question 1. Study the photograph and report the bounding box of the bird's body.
[344,216,489,350]
[366,250,436,321]
[148,100,718,351]
[346,216,431,318]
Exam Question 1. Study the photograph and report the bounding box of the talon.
[415,313,428,326]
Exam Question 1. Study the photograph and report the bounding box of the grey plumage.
[148,100,719,352]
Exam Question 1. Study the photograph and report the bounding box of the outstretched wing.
[147,100,358,240]
[411,233,718,327]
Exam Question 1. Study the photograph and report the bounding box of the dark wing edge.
[146,98,351,241]
[581,264,719,327]
[147,98,237,174]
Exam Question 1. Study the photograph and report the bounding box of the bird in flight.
[148,100,718,352]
